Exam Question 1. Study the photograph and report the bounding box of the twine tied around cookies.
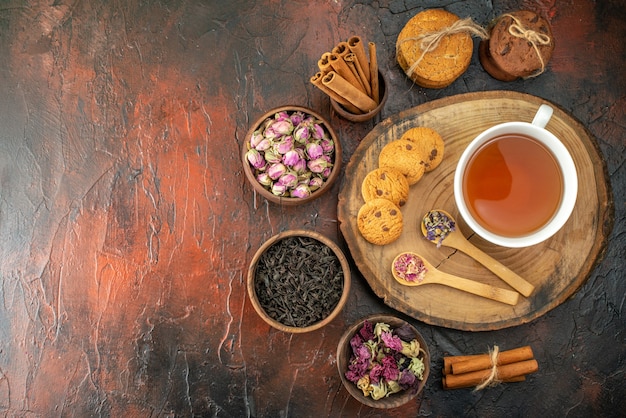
[473,345,501,391]
[503,13,552,78]
[396,17,489,77]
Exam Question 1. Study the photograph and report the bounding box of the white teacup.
[453,104,578,248]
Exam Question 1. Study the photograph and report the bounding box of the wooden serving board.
[337,91,613,331]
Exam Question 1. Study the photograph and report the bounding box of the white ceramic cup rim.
[453,105,578,248]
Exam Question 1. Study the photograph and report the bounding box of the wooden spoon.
[421,210,535,297]
[391,252,519,306]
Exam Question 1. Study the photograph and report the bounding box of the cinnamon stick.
[368,42,379,104]
[345,52,371,97]
[310,72,362,114]
[322,71,377,113]
[443,354,480,375]
[443,359,539,390]
[328,53,366,95]
[317,52,332,74]
[332,41,350,59]
[443,374,526,389]
[347,36,371,81]
[451,346,534,375]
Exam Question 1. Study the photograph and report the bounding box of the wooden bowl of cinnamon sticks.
[311,36,386,122]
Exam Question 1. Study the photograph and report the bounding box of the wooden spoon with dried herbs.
[420,210,535,297]
[391,252,519,305]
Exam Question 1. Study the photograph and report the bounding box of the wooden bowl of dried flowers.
[337,314,430,408]
[242,106,341,206]
[247,229,351,333]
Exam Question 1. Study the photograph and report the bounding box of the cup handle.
[531,104,554,128]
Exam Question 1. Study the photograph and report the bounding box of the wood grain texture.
[338,91,612,331]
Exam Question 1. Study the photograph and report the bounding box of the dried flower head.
[393,253,427,283]
[423,210,456,247]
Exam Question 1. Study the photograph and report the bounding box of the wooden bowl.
[337,314,430,409]
[330,71,388,122]
[247,230,351,333]
[242,106,341,206]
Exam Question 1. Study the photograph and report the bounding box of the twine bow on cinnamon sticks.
[310,36,381,114]
[442,345,538,391]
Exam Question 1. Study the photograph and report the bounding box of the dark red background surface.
[0,0,624,416]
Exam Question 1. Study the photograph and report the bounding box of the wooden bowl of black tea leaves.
[247,230,351,333]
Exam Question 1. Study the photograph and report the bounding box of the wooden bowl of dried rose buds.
[337,314,431,408]
[247,229,351,333]
[242,106,342,206]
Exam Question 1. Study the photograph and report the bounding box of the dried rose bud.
[274,110,290,121]
[267,162,287,180]
[320,138,334,154]
[320,155,334,177]
[263,126,280,140]
[274,135,294,155]
[307,157,329,173]
[306,142,323,159]
[271,182,287,196]
[270,119,294,136]
[293,125,310,143]
[278,172,298,189]
[290,183,311,198]
[263,149,281,164]
[256,172,272,187]
[255,138,271,151]
[312,123,325,140]
[290,111,305,126]
[309,176,324,191]
[250,130,264,148]
[246,148,266,169]
[297,171,312,183]
[282,149,300,167]
[292,157,307,173]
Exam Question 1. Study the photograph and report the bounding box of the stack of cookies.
[479,10,555,81]
[396,8,553,86]
[357,127,445,245]
[396,9,485,89]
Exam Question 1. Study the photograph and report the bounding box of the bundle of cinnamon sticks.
[310,36,380,114]
[442,345,538,390]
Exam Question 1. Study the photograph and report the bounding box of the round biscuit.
[400,127,445,171]
[357,198,403,245]
[361,167,410,207]
[378,139,426,185]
